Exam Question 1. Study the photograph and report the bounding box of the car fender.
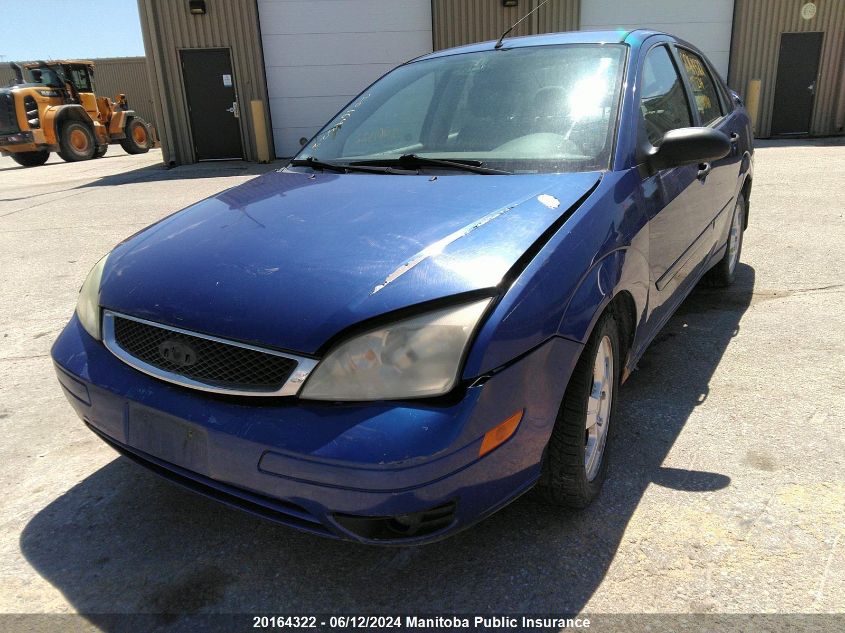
[556,246,649,353]
[738,146,753,229]
[464,169,650,379]
[726,105,753,227]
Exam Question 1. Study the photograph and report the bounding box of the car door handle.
[729,132,740,155]
[697,162,712,181]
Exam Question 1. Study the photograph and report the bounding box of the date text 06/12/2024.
[252,616,592,629]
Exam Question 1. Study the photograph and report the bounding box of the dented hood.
[100,170,600,354]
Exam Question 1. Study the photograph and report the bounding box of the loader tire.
[58,122,96,162]
[120,117,151,154]
[94,145,108,158]
[10,149,50,167]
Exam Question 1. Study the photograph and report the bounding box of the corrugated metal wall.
[87,58,157,129]
[729,0,845,137]
[137,0,273,164]
[0,57,157,129]
[536,0,580,36]
[432,0,579,50]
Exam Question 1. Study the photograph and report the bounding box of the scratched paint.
[370,194,539,295]
[537,194,560,209]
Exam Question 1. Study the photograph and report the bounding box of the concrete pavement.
[0,141,842,626]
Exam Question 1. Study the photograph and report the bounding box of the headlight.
[76,253,109,340]
[300,298,492,401]
[37,89,61,97]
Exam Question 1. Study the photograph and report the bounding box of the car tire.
[58,121,96,162]
[703,192,746,287]
[120,117,151,154]
[10,149,50,167]
[94,145,108,158]
[534,309,622,508]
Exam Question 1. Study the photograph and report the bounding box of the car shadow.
[76,161,283,188]
[20,265,755,625]
[0,159,284,208]
[0,157,281,184]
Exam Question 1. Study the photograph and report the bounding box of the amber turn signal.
[479,410,524,457]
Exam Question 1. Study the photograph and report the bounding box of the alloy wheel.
[585,335,613,481]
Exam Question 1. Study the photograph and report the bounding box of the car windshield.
[296,44,626,174]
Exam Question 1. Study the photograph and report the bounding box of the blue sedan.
[52,30,752,544]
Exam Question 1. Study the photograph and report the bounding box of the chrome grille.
[103,312,317,396]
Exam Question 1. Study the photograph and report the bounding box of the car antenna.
[495,0,554,49]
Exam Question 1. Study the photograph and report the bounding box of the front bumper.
[0,131,36,153]
[52,315,581,544]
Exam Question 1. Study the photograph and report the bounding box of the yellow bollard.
[250,100,271,163]
[745,79,761,136]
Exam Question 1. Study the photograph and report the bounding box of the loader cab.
[62,64,93,92]
[62,63,99,119]
[24,61,99,118]
[30,67,62,88]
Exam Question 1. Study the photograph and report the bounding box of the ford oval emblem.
[158,340,198,367]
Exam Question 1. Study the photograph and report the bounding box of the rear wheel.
[704,192,746,287]
[534,310,622,508]
[58,121,96,162]
[10,149,50,167]
[120,117,151,154]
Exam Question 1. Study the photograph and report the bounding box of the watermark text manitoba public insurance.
[3,613,844,632]
[254,615,590,629]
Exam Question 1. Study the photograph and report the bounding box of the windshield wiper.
[289,157,414,175]
[352,155,511,175]
[396,154,512,175]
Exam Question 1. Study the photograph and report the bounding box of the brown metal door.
[771,32,823,136]
[180,48,243,160]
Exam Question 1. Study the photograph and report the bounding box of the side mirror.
[648,127,731,171]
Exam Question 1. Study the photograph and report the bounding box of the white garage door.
[580,0,734,80]
[258,0,433,157]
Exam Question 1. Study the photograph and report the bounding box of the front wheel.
[10,149,50,167]
[120,117,151,154]
[534,310,622,508]
[58,122,96,162]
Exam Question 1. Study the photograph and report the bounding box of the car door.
[675,46,743,255]
[636,43,705,307]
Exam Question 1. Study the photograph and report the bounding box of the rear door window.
[678,48,724,125]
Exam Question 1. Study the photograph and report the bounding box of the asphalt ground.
[0,140,843,630]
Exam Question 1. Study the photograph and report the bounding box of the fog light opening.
[334,501,457,541]
[388,513,422,534]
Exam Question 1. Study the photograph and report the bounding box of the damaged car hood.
[100,170,600,354]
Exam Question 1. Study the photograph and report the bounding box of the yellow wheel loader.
[0,60,153,167]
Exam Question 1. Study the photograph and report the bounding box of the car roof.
[416,29,671,61]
